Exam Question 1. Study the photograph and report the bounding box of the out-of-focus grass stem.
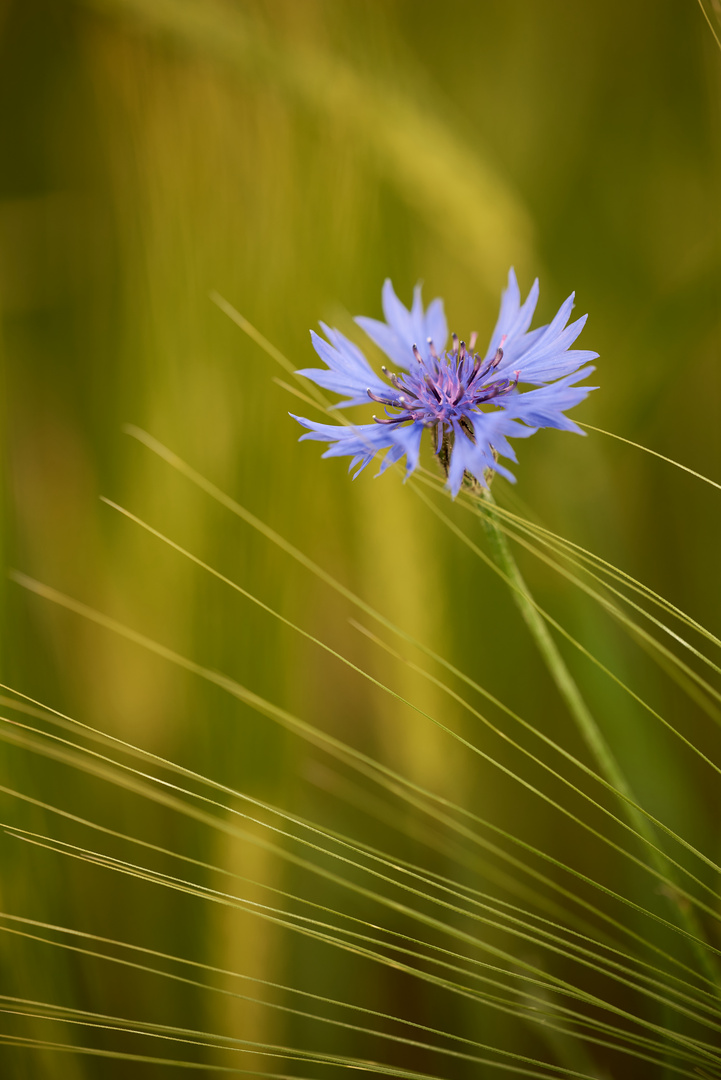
[11,571,719,991]
[97,500,721,913]
[578,423,721,494]
[478,491,721,993]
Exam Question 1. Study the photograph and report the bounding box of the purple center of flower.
[367,333,520,447]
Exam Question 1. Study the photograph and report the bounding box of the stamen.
[426,337,439,360]
[468,331,478,351]
[412,343,424,364]
[459,340,467,361]
[373,414,408,425]
[424,375,442,402]
[491,346,504,369]
[451,332,459,356]
[367,388,394,404]
[467,357,483,385]
[385,370,413,393]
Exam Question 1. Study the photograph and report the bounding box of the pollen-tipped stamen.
[382,367,415,395]
[367,388,395,405]
[424,375,442,403]
[479,383,503,403]
[466,355,486,389]
[373,413,409,425]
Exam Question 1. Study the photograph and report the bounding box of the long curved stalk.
[478,490,721,992]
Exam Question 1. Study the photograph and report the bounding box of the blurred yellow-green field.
[1,1,721,1077]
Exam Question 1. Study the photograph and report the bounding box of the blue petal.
[483,267,520,363]
[292,413,425,479]
[515,348,599,385]
[297,328,390,408]
[376,443,406,476]
[356,279,448,369]
[388,420,425,476]
[445,412,535,496]
[492,286,598,385]
[502,370,598,433]
[484,269,540,362]
[446,424,475,497]
[292,414,392,454]
[354,314,413,371]
[383,278,416,344]
[469,411,534,478]
[425,297,448,354]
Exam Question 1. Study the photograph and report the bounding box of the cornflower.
[292,270,598,495]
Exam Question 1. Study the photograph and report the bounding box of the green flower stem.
[479,491,721,991]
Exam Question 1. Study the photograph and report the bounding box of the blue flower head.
[292,271,598,496]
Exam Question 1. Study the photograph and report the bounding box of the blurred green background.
[1,0,720,1076]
